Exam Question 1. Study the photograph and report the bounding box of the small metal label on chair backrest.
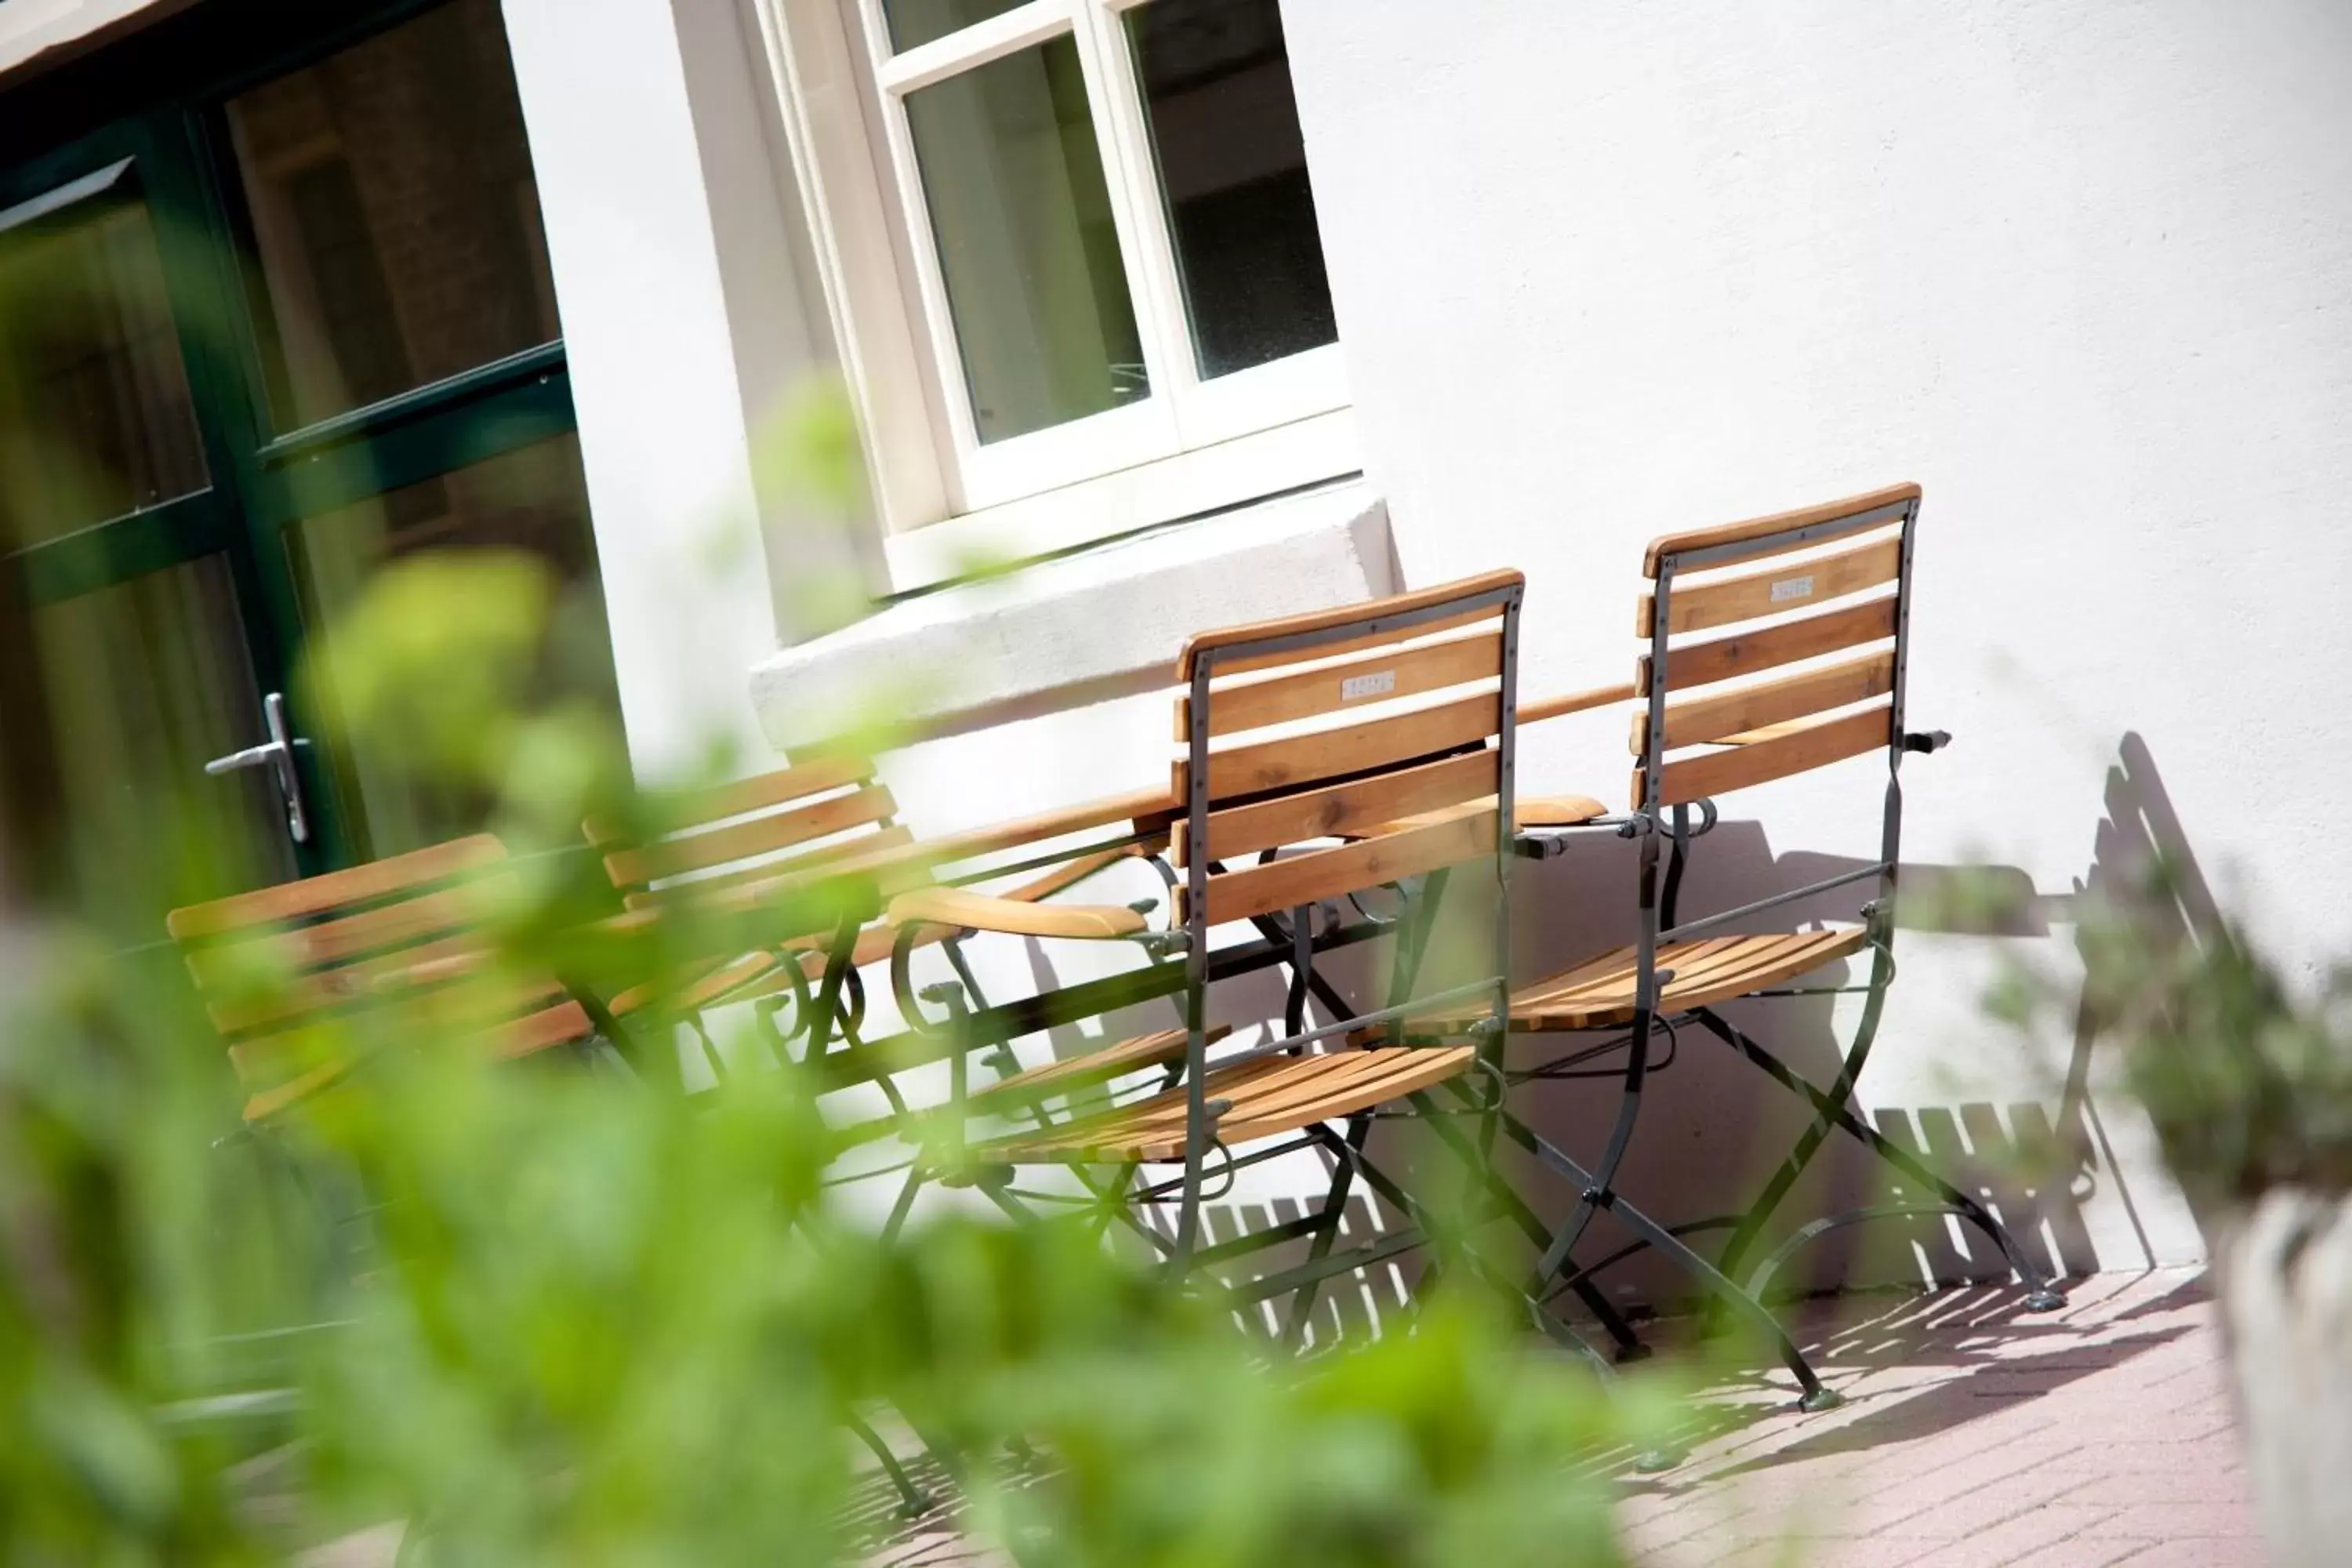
[1341,670,1397,701]
[1770,575,1816,604]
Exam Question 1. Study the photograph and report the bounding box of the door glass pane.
[0,554,294,938]
[1129,0,1337,379]
[904,36,1149,445]
[287,434,617,860]
[882,0,1025,53]
[224,0,560,430]
[0,187,209,550]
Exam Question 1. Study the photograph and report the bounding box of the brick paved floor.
[855,1268,2256,1568]
[1618,1267,2256,1566]
[310,1268,2254,1565]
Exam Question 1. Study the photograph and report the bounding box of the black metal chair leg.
[1497,1107,1839,1410]
[1423,1080,1649,1360]
[1707,942,1895,1295]
[1278,1113,1367,1346]
[847,1411,933,1516]
[880,1162,924,1245]
[1692,1008,2066,1311]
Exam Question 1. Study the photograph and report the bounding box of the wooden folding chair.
[165,834,925,1511]
[1416,483,2067,1408]
[581,754,1192,1115]
[883,572,1534,1320]
[167,837,618,1123]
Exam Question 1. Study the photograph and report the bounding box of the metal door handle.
[204,691,310,844]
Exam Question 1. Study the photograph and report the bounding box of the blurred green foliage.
[1986,858,2352,1205]
[0,535,1667,1566]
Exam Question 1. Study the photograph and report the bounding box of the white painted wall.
[534,0,2352,1298]
[504,0,855,781]
[1276,0,2352,1275]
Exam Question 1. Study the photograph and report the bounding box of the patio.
[851,1267,2254,1568]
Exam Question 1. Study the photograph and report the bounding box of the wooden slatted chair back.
[1171,571,1525,928]
[585,754,915,910]
[1629,485,1921,811]
[165,836,590,1120]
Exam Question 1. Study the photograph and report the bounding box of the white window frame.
[747,0,1355,585]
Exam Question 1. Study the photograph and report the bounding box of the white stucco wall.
[505,0,858,780]
[534,0,2352,1304]
[1271,0,2352,1277]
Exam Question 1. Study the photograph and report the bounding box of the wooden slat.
[1642,483,1920,577]
[976,1047,1476,1162]
[601,782,898,888]
[1521,931,1869,1028]
[642,822,917,906]
[1633,648,1896,754]
[1208,1048,1474,1152]
[965,1023,1231,1109]
[270,882,495,969]
[205,931,488,1034]
[1189,801,1498,926]
[992,844,1145,904]
[584,755,877,848]
[490,1000,597,1059]
[1639,704,1892,808]
[1406,928,1870,1033]
[1637,535,1900,637]
[242,1059,354,1123]
[229,994,593,1119]
[1182,750,1496,866]
[1178,569,1521,677]
[1181,691,1499,804]
[1640,596,1896,695]
[837,783,1178,878]
[1178,630,1501,739]
[166,836,505,940]
[184,882,491,996]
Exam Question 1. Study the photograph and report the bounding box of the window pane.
[1129,0,1337,379]
[904,36,1149,445]
[1,554,295,934]
[0,190,208,550]
[225,0,560,430]
[287,434,618,859]
[882,0,1026,53]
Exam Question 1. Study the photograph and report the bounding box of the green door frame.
[0,0,583,880]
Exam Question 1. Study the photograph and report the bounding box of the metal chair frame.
[913,578,1554,1348]
[1498,487,2065,1409]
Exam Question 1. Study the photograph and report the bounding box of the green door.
[0,0,616,941]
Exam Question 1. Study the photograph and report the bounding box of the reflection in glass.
[288,434,616,858]
[905,37,1148,444]
[0,189,209,550]
[0,554,293,934]
[225,0,559,430]
[881,0,1025,53]
[1129,0,1336,379]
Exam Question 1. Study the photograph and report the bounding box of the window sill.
[749,478,1395,753]
[880,407,1358,593]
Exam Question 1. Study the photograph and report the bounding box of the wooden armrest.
[1517,793,1610,827]
[780,783,1177,895]
[884,886,1147,941]
[908,783,1177,866]
[1521,681,1638,725]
